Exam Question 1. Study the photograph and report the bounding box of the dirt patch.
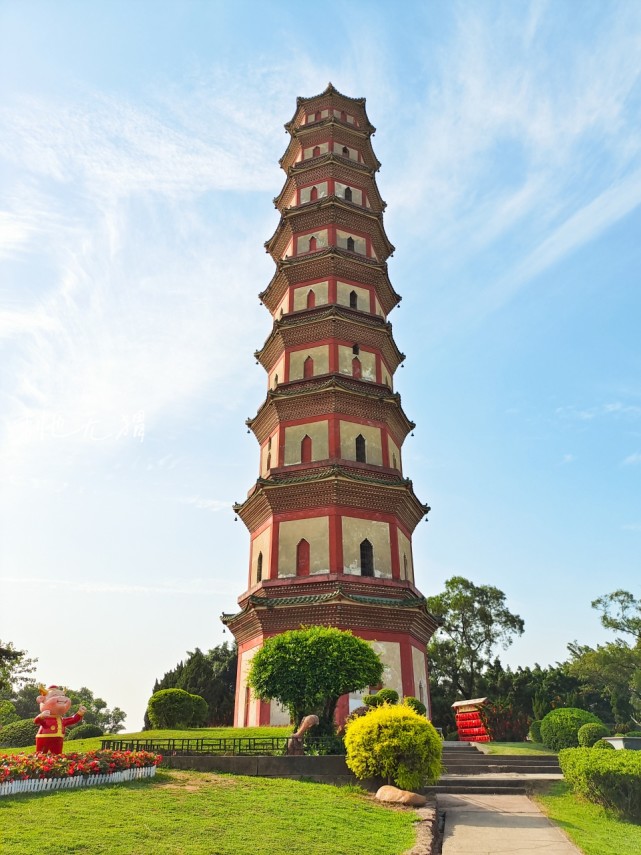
[155,771,238,791]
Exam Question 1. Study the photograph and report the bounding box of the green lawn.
[0,769,416,855]
[1,725,292,756]
[475,741,556,756]
[535,781,641,855]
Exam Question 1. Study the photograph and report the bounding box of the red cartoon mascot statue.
[34,685,87,754]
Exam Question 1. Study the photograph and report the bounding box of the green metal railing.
[100,736,344,756]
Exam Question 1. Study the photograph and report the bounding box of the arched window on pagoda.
[296,539,310,576]
[310,186,318,201]
[352,357,362,379]
[355,434,366,463]
[273,374,278,387]
[352,344,360,355]
[360,539,374,576]
[256,552,263,583]
[300,434,312,463]
[403,553,408,578]
[418,681,425,706]
[392,453,397,470]
[344,186,353,202]
[306,289,316,309]
[342,145,349,157]
[346,236,355,252]
[349,290,358,309]
[308,235,317,252]
[266,452,271,470]
[313,145,321,158]
[315,111,321,122]
[303,356,314,379]
[341,110,347,121]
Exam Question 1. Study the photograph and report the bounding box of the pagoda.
[222,85,439,727]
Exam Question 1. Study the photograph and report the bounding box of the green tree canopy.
[149,643,237,727]
[592,590,641,641]
[426,576,524,701]
[0,641,36,694]
[247,626,383,734]
[7,682,126,733]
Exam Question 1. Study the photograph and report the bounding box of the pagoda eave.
[254,309,405,373]
[264,199,394,260]
[259,253,400,316]
[234,471,429,533]
[273,165,386,212]
[247,379,415,444]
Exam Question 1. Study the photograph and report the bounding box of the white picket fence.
[0,764,156,797]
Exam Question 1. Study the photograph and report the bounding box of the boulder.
[375,785,427,806]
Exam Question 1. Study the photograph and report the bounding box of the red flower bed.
[0,750,162,784]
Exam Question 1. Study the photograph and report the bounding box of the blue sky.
[1,0,640,729]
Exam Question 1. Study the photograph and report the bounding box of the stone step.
[425,782,527,795]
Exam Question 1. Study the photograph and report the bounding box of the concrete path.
[438,793,582,854]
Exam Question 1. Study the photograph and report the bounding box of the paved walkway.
[437,793,582,854]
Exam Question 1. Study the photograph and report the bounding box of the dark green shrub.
[578,722,610,747]
[363,694,381,707]
[146,689,208,728]
[376,688,399,705]
[625,730,641,737]
[529,720,542,743]
[559,747,641,821]
[404,696,427,716]
[593,739,615,749]
[540,708,602,750]
[0,719,38,748]
[189,693,208,727]
[445,730,459,741]
[66,723,104,740]
[0,700,19,728]
[345,704,442,790]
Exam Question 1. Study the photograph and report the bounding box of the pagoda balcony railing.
[279,246,382,270]
[101,736,345,756]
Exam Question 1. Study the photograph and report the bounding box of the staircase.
[423,742,562,795]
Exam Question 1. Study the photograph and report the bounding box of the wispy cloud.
[622,452,641,466]
[621,523,641,531]
[179,496,231,512]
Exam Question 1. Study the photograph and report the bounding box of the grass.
[0,725,292,756]
[0,768,417,855]
[535,781,641,855]
[475,741,556,756]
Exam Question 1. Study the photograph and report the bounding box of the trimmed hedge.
[0,719,38,748]
[559,747,641,821]
[67,723,105,741]
[529,720,542,743]
[146,689,208,728]
[363,688,399,708]
[344,704,442,790]
[540,707,602,750]
[593,739,615,749]
[403,696,427,717]
[577,722,610,748]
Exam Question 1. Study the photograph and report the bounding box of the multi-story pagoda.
[222,84,439,727]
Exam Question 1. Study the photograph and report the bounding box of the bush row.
[559,747,641,821]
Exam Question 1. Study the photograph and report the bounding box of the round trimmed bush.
[0,719,38,748]
[404,696,427,717]
[66,723,105,740]
[344,704,442,790]
[376,688,399,705]
[578,722,610,748]
[146,688,208,729]
[529,720,543,743]
[540,708,602,751]
[593,739,615,749]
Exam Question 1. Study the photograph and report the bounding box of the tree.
[248,626,383,734]
[426,576,524,702]
[149,643,237,727]
[0,641,36,694]
[592,590,641,641]
[567,640,641,726]
[8,683,126,733]
[146,688,207,729]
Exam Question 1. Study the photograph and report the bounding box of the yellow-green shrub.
[344,704,442,790]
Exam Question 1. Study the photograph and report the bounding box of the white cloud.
[622,452,641,466]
